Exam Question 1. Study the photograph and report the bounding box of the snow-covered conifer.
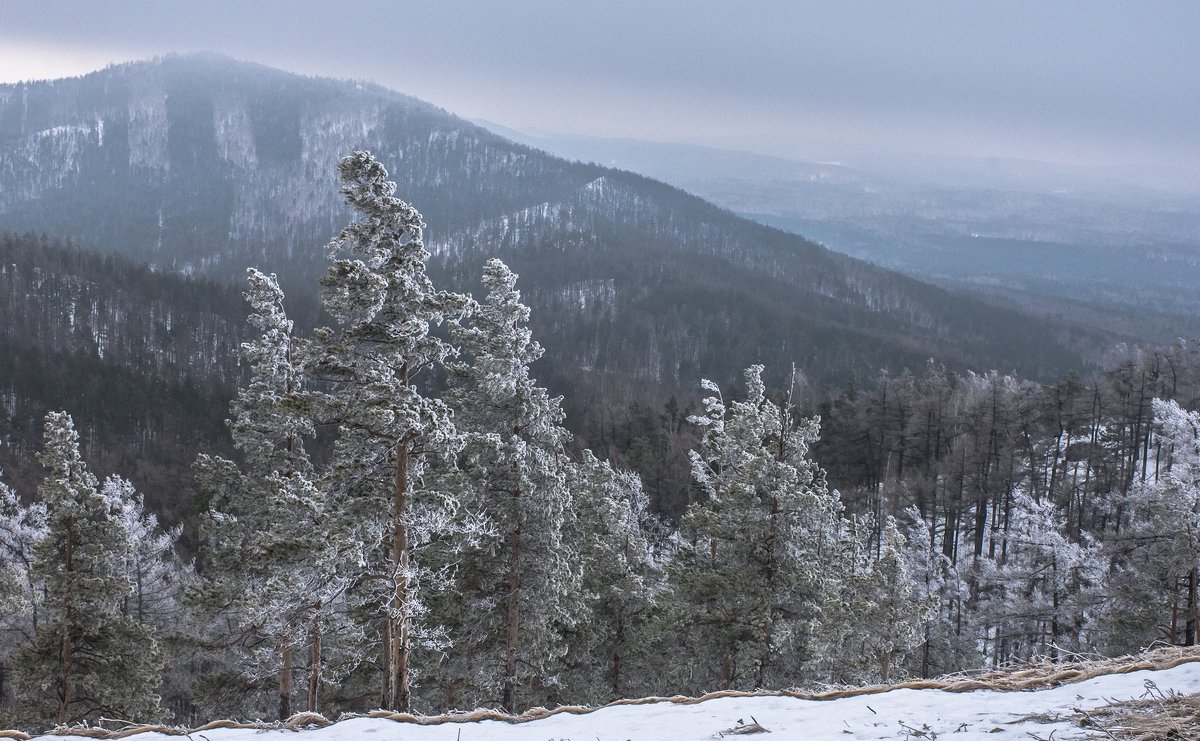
[0,476,45,711]
[817,517,933,683]
[196,268,342,719]
[441,258,580,711]
[897,509,977,677]
[978,491,1101,663]
[669,366,842,691]
[0,475,43,621]
[559,450,664,703]
[308,151,471,711]
[100,476,193,631]
[99,475,197,715]
[1093,398,1200,652]
[14,413,164,725]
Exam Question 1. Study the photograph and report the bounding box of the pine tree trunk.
[610,609,624,699]
[1171,581,1181,645]
[1187,568,1198,646]
[720,650,734,690]
[59,627,71,724]
[502,521,522,714]
[920,627,931,677]
[58,520,74,725]
[1050,570,1060,661]
[279,640,293,720]
[757,494,780,690]
[611,531,631,699]
[380,620,391,709]
[307,608,321,713]
[390,438,411,712]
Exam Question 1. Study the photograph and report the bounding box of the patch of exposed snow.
[27,662,1200,740]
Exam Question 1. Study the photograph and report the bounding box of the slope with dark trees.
[0,55,1144,526]
[0,54,1118,395]
[0,232,241,521]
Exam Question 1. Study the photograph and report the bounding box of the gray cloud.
[1,0,1196,175]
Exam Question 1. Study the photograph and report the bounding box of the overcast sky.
[1,1,1197,175]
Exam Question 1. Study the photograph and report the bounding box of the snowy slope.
[25,661,1200,741]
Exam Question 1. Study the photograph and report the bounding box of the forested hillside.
[0,54,1115,392]
[4,154,1200,735]
[0,232,241,514]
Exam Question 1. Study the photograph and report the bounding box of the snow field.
[29,661,1200,741]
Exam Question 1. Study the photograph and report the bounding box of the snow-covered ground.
[27,662,1200,740]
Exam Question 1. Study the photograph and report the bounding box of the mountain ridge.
[0,53,1114,391]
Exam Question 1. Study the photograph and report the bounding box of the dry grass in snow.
[5,645,1200,740]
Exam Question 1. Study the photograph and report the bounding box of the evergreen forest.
[4,151,1200,733]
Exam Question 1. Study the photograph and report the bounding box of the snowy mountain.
[0,54,1113,391]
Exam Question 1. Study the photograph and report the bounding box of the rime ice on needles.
[671,366,843,692]
[1093,398,1200,654]
[308,151,472,712]
[442,259,582,712]
[0,473,46,677]
[195,268,341,720]
[14,413,165,726]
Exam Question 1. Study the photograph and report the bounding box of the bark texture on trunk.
[389,438,411,712]
[279,640,293,721]
[502,521,522,713]
[1187,568,1198,647]
[307,608,321,713]
[380,620,391,709]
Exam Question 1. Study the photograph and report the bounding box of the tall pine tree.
[195,269,340,719]
[559,450,663,703]
[442,259,581,712]
[309,151,471,711]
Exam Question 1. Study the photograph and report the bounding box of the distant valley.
[479,124,1200,338]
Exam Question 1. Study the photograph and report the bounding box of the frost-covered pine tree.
[978,491,1100,663]
[669,366,842,691]
[0,475,44,623]
[816,517,933,683]
[99,475,196,714]
[100,476,193,632]
[195,268,341,719]
[559,450,664,703]
[1,475,46,710]
[861,520,932,681]
[1093,398,1200,652]
[441,259,580,712]
[897,508,977,677]
[14,413,164,726]
[308,151,471,711]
